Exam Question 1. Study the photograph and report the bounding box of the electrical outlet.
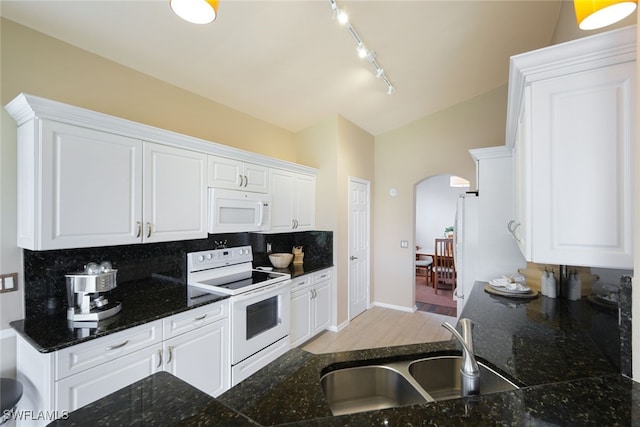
[266,243,272,253]
[400,240,409,248]
[0,272,18,293]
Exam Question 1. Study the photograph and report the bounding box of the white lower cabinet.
[16,300,229,426]
[163,319,229,397]
[290,269,332,348]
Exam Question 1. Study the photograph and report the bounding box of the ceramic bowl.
[269,253,294,269]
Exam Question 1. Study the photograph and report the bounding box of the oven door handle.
[232,280,291,302]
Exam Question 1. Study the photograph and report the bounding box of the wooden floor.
[301,306,454,354]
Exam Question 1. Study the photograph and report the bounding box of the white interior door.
[348,177,370,320]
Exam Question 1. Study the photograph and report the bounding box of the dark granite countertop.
[49,281,636,426]
[11,260,334,353]
[10,276,229,353]
[271,262,334,279]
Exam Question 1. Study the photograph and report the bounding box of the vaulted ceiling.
[1,1,563,135]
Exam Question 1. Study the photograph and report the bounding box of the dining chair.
[434,238,456,294]
[415,256,433,286]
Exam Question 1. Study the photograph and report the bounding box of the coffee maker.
[66,262,122,323]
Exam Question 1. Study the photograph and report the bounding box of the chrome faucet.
[442,318,480,396]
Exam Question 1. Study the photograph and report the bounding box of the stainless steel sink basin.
[320,365,427,416]
[321,356,518,415]
[408,356,519,401]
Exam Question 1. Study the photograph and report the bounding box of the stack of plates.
[489,275,531,294]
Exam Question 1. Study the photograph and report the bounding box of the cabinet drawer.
[163,300,229,340]
[55,344,162,412]
[55,320,162,380]
[290,275,312,292]
[313,269,332,283]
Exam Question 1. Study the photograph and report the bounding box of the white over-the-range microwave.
[208,188,271,233]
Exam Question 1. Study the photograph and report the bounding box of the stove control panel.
[187,246,253,272]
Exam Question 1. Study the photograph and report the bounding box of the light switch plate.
[0,272,18,293]
[400,240,409,248]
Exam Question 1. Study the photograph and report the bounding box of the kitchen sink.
[320,365,428,416]
[408,356,519,401]
[320,356,518,415]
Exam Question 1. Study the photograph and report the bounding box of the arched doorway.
[414,174,470,316]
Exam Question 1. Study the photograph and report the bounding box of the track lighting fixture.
[328,0,395,95]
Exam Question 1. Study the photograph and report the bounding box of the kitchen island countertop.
[49,281,637,426]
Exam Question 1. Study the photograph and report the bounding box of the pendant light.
[574,0,637,30]
[170,0,219,24]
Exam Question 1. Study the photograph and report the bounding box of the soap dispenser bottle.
[540,269,549,296]
[547,271,557,298]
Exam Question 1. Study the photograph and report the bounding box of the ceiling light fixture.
[574,0,637,30]
[328,0,395,95]
[170,0,219,24]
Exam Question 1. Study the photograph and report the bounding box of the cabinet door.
[312,281,331,334]
[290,286,313,347]
[55,344,162,412]
[163,319,230,397]
[208,155,243,189]
[38,121,142,250]
[530,62,634,268]
[269,169,295,231]
[243,162,269,193]
[512,87,532,260]
[293,174,316,230]
[144,143,207,243]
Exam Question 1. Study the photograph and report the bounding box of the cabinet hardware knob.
[136,221,142,238]
[238,174,244,187]
[350,256,358,260]
[157,349,163,368]
[105,340,129,351]
[244,175,248,187]
[167,346,173,364]
[194,314,207,321]
[146,222,152,238]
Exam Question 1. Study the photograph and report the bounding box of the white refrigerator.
[454,192,478,314]
[454,147,527,315]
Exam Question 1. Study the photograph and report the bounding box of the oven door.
[231,280,291,365]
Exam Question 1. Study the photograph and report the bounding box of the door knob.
[350,256,358,260]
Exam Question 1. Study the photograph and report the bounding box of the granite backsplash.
[23,231,333,318]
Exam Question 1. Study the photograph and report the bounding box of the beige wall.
[296,116,374,326]
[0,19,297,160]
[372,86,508,310]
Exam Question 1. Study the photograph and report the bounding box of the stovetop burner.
[186,246,291,296]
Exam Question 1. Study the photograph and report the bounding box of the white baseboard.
[327,319,349,333]
[373,301,415,313]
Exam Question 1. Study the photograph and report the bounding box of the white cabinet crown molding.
[505,25,636,148]
[469,146,512,161]
[5,93,317,176]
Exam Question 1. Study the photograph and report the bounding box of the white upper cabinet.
[144,143,207,243]
[507,26,635,269]
[13,120,207,250]
[208,155,269,193]
[18,121,143,249]
[269,169,316,232]
[6,93,317,249]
